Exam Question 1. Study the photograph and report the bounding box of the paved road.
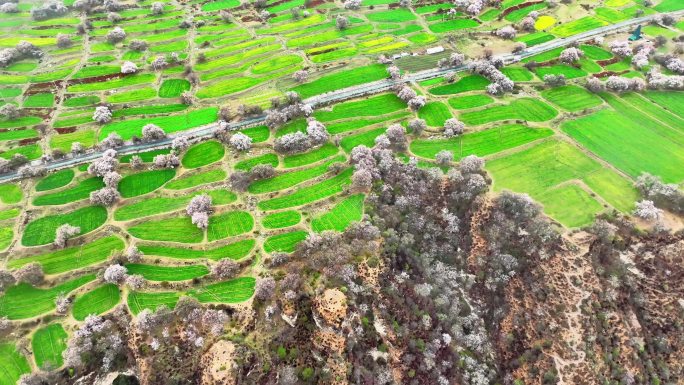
[1,10,681,183]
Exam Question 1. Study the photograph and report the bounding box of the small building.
[426,46,445,55]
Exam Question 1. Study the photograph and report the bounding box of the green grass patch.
[429,75,490,95]
[501,67,534,81]
[410,124,554,159]
[112,104,189,118]
[22,206,108,246]
[35,169,75,192]
[313,94,405,122]
[580,44,613,60]
[540,184,604,228]
[541,85,603,112]
[188,276,255,303]
[516,32,555,46]
[33,177,104,206]
[0,343,30,385]
[340,127,386,152]
[207,211,254,242]
[23,93,54,108]
[182,140,225,169]
[311,194,364,232]
[448,94,494,110]
[428,19,479,33]
[235,153,279,171]
[101,107,218,141]
[71,283,120,321]
[459,98,557,125]
[282,143,339,168]
[119,169,176,198]
[0,128,37,142]
[0,143,42,160]
[551,16,608,38]
[32,323,68,369]
[159,79,191,98]
[107,88,157,104]
[418,101,452,127]
[0,116,42,129]
[67,73,156,93]
[258,168,352,210]
[64,95,100,107]
[262,210,301,229]
[128,216,204,243]
[8,236,124,275]
[263,230,307,253]
[0,208,19,221]
[243,125,270,143]
[0,274,96,319]
[127,291,179,314]
[249,155,345,194]
[367,9,416,22]
[292,64,387,99]
[535,65,587,79]
[165,168,226,190]
[50,130,97,153]
[642,91,684,119]
[138,239,255,261]
[654,0,684,11]
[0,183,22,204]
[125,263,209,281]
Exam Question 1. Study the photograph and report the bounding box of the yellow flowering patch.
[535,15,556,31]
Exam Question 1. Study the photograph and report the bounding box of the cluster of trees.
[229,163,274,191]
[0,40,43,68]
[186,194,212,230]
[264,92,312,129]
[635,173,683,215]
[88,149,121,206]
[396,85,426,111]
[468,60,514,96]
[29,0,67,20]
[273,118,329,154]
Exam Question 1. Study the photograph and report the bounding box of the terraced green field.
[207,211,254,241]
[0,343,30,385]
[181,140,225,169]
[235,153,279,171]
[188,277,256,304]
[35,169,75,192]
[8,236,124,274]
[119,169,176,198]
[127,291,180,315]
[71,283,121,321]
[31,323,68,369]
[138,239,255,261]
[263,230,308,253]
[165,169,227,190]
[249,155,345,194]
[258,168,353,210]
[311,194,364,232]
[541,85,603,112]
[22,206,108,246]
[128,216,204,243]
[33,177,104,206]
[459,98,557,126]
[418,101,452,127]
[0,184,21,204]
[262,210,302,229]
[0,274,96,319]
[283,143,339,168]
[125,263,209,281]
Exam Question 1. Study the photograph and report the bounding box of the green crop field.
[8,236,124,274]
[541,85,603,112]
[340,127,387,152]
[418,102,452,127]
[314,94,406,122]
[292,64,387,99]
[262,210,302,229]
[410,124,554,159]
[138,239,255,261]
[119,169,176,198]
[22,206,108,246]
[207,211,254,242]
[165,169,227,190]
[263,231,308,253]
[448,94,494,110]
[562,108,684,183]
[127,291,180,315]
[32,324,68,369]
[311,194,364,232]
[459,98,557,126]
[35,169,75,192]
[551,16,608,37]
[235,153,279,171]
[0,343,30,385]
[0,274,95,319]
[33,177,104,206]
[71,283,121,321]
[430,75,490,95]
[282,143,339,168]
[182,140,225,169]
[487,140,639,226]
[159,79,191,98]
[0,184,22,204]
[258,168,353,210]
[100,107,218,141]
[128,216,204,243]
[125,263,209,281]
[188,277,256,303]
[249,155,345,194]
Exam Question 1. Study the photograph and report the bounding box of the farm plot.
[0,227,11,251]
[165,169,227,190]
[313,94,406,122]
[459,98,557,126]
[8,236,124,275]
[448,94,494,110]
[188,277,256,304]
[0,184,22,204]
[138,239,255,261]
[292,64,388,99]
[249,155,345,194]
[311,194,364,232]
[32,324,68,369]
[619,93,684,131]
[235,153,279,171]
[128,216,204,243]
[71,283,121,321]
[282,143,339,168]
[0,343,30,385]
[159,79,191,98]
[181,140,225,169]
[127,291,180,315]
[262,210,301,229]
[121,149,171,163]
[418,101,452,126]
[541,85,603,112]
[35,169,74,192]
[430,75,490,95]
[50,130,97,153]
[410,124,553,159]
[100,107,218,141]
[114,190,236,221]
[0,274,96,320]
[487,140,639,226]
[340,127,387,152]
[119,169,176,198]
[535,65,587,79]
[562,108,684,183]
[263,231,308,253]
[22,206,108,247]
[642,91,684,118]
[207,211,254,242]
[125,263,209,281]
[550,16,608,38]
[257,168,353,210]
[33,177,104,206]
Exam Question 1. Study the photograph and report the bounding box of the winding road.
[1,9,681,183]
